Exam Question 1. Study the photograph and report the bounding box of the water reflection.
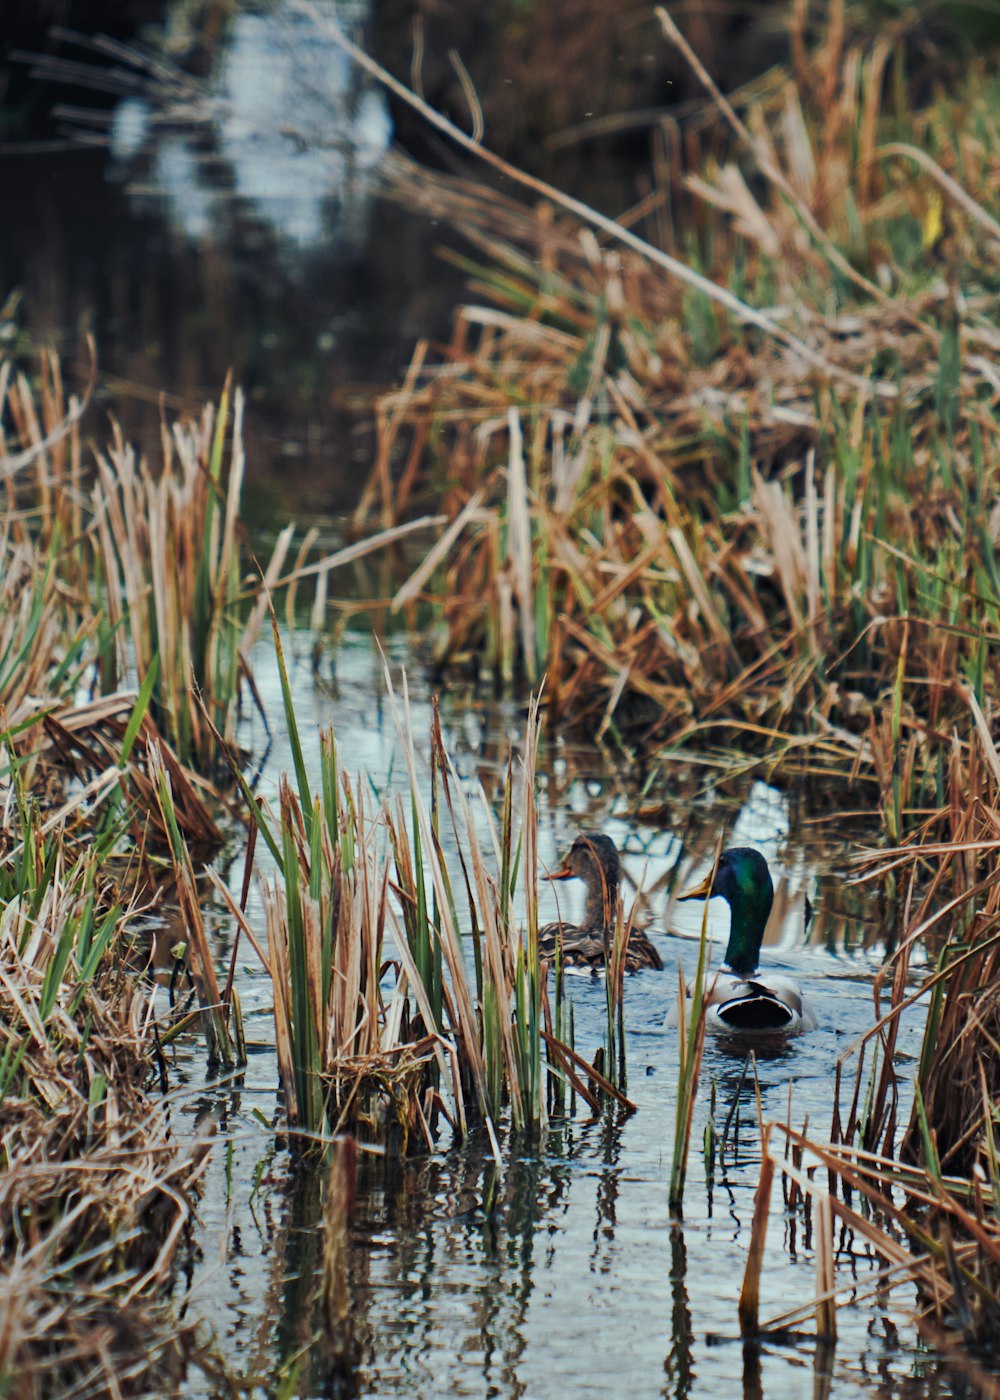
[742,1340,763,1400]
[108,2,391,257]
[662,1226,695,1399]
[591,1107,628,1274]
[208,1115,954,1400]
[185,1022,949,1400]
[3,6,460,506]
[354,1137,563,1396]
[813,1340,836,1400]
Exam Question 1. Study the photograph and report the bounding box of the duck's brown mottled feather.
[538,919,663,972]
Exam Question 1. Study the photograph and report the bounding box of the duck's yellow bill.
[678,873,713,901]
[544,864,574,882]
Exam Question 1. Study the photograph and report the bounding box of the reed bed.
[0,810,224,1396]
[0,367,271,1390]
[0,655,243,1392]
[2,357,299,777]
[89,383,294,771]
[4,4,1000,1382]
[738,712,1000,1355]
[334,5,1000,839]
[230,625,613,1148]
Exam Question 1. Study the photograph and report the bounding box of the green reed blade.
[119,655,160,767]
[271,612,313,844]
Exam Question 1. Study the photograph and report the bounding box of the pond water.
[1,0,460,515]
[157,630,935,1400]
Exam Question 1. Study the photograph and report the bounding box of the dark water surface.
[1,0,461,515]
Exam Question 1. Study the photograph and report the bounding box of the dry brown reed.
[742,1119,1000,1353]
[2,358,299,781]
[32,689,224,851]
[89,384,292,771]
[257,762,416,1144]
[668,841,718,1212]
[848,702,1000,1169]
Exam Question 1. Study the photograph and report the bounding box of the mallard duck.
[540,833,663,972]
[673,847,815,1033]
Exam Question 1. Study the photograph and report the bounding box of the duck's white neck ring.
[722,962,759,978]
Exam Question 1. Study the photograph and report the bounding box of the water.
[161,630,933,1399]
[108,3,391,254]
[1,0,460,510]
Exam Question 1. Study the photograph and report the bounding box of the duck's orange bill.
[544,865,574,881]
[678,873,713,901]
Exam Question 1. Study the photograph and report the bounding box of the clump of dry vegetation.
[226,635,625,1149]
[0,365,257,1393]
[0,807,225,1395]
[0,354,281,770]
[737,712,1000,1358]
[338,3,1000,841]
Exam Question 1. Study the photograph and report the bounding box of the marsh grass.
[0,527,89,722]
[741,1118,1000,1354]
[3,355,359,781]
[90,383,295,771]
[740,719,1000,1349]
[602,893,629,1093]
[0,782,224,1395]
[335,6,1000,848]
[0,361,294,1392]
[231,619,601,1147]
[0,650,241,1391]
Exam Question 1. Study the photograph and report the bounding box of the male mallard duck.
[540,833,663,972]
[674,847,815,1033]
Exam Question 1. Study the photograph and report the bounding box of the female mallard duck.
[540,833,663,972]
[674,847,815,1033]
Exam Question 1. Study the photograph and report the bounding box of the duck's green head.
[679,847,774,976]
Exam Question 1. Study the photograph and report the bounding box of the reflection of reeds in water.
[663,1226,695,1398]
[247,1127,578,1397]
